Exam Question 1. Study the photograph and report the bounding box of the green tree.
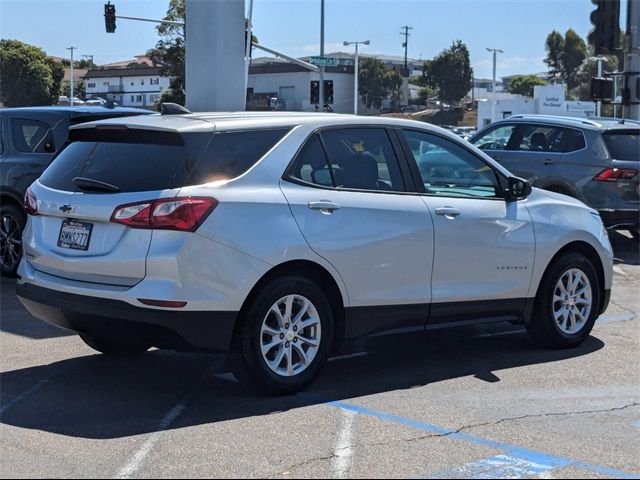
[61,80,85,99]
[0,39,63,106]
[573,50,618,100]
[75,58,95,69]
[561,29,587,91]
[544,30,564,81]
[146,0,186,105]
[358,57,404,110]
[544,29,588,91]
[506,75,546,97]
[423,40,473,108]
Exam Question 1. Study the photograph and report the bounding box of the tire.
[80,334,150,355]
[229,275,334,395]
[0,203,26,277]
[527,252,600,349]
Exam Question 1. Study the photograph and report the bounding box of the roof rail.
[508,114,601,127]
[160,103,192,115]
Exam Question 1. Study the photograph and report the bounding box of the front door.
[400,128,535,322]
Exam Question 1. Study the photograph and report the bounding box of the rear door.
[280,127,434,336]
[24,127,209,286]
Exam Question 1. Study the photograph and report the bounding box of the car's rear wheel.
[229,275,333,395]
[80,334,150,355]
[0,204,26,277]
[527,252,600,348]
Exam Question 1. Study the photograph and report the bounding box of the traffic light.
[323,80,334,105]
[588,0,620,55]
[590,77,614,102]
[105,2,116,33]
[310,81,320,105]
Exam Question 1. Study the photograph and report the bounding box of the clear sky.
[0,0,607,79]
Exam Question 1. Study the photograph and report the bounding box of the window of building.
[131,82,134,86]
[130,95,135,102]
[141,79,145,85]
[136,95,143,102]
[87,83,96,88]
[103,81,110,86]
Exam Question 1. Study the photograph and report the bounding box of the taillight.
[111,197,217,231]
[593,168,638,181]
[24,187,38,215]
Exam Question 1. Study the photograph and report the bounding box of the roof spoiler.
[160,103,192,115]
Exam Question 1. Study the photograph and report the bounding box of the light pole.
[344,40,370,114]
[319,0,325,109]
[486,47,503,123]
[66,46,77,105]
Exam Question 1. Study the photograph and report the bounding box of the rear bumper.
[598,209,639,230]
[16,282,237,352]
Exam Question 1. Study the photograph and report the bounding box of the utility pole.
[400,25,413,70]
[319,0,325,109]
[623,0,640,120]
[596,57,603,117]
[486,47,503,123]
[66,46,76,105]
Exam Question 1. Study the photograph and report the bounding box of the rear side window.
[602,130,639,161]
[40,128,289,193]
[11,118,54,153]
[288,135,333,187]
[321,128,406,192]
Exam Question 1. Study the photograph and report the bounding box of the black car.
[0,106,154,276]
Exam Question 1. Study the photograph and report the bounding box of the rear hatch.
[600,129,640,201]
[24,126,210,286]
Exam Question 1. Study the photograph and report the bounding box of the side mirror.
[506,177,532,200]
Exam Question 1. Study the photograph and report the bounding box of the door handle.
[543,159,554,166]
[308,200,341,213]
[435,207,461,219]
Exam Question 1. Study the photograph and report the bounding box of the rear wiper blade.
[72,176,120,192]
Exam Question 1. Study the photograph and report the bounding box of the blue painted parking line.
[300,396,640,479]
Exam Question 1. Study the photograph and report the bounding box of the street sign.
[309,56,338,67]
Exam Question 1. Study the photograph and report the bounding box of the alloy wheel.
[552,268,592,334]
[260,294,321,377]
[0,214,22,271]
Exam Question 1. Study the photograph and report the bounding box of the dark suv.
[0,106,153,275]
[470,115,639,239]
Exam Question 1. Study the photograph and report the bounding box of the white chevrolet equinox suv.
[17,112,613,394]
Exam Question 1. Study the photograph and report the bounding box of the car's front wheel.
[80,334,150,355]
[0,204,26,277]
[527,252,600,348]
[229,275,334,395]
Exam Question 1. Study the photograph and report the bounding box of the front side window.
[514,124,565,152]
[403,129,501,198]
[472,124,516,151]
[10,118,54,153]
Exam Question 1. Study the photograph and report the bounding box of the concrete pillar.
[185,0,246,112]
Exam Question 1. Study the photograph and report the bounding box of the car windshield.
[602,130,640,161]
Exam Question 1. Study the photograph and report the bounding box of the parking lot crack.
[607,300,637,316]
[449,403,640,435]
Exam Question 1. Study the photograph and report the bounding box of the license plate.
[57,219,93,251]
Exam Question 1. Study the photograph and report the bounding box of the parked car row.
[13,109,616,394]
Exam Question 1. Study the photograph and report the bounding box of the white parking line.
[114,367,215,479]
[332,408,357,479]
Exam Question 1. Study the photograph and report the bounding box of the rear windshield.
[39,128,290,192]
[602,130,640,161]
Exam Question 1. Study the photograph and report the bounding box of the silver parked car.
[470,115,639,238]
[17,112,613,394]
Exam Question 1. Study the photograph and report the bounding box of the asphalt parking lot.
[1,231,639,479]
